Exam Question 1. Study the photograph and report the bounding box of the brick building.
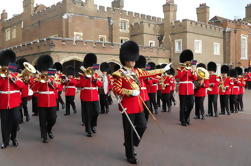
[0,0,250,72]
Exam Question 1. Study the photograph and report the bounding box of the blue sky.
[0,0,250,21]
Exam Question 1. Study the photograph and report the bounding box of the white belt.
[38,91,55,94]
[81,87,98,90]
[233,86,239,89]
[0,90,20,94]
[152,84,158,86]
[179,81,193,84]
[65,86,76,89]
[141,87,147,90]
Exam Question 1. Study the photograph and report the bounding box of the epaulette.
[112,70,122,78]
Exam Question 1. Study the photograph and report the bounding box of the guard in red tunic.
[53,62,65,111]
[146,62,159,114]
[0,49,24,149]
[219,65,231,115]
[156,65,162,108]
[36,55,58,143]
[236,67,246,112]
[30,74,39,116]
[207,62,220,117]
[16,58,31,122]
[194,63,209,120]
[169,68,176,108]
[78,53,102,137]
[229,69,239,113]
[175,50,197,126]
[160,71,171,112]
[63,67,77,115]
[246,67,251,89]
[99,62,111,114]
[112,41,171,164]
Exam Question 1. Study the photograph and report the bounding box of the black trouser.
[220,95,230,115]
[99,93,109,114]
[57,91,65,110]
[32,96,38,115]
[230,95,238,113]
[65,96,76,115]
[0,107,20,145]
[81,101,100,134]
[170,91,176,106]
[179,95,194,124]
[148,93,158,112]
[157,90,162,107]
[38,107,57,140]
[162,93,171,112]
[248,81,251,90]
[208,94,218,116]
[237,94,244,111]
[20,97,29,121]
[195,96,205,118]
[143,100,151,121]
[122,112,147,159]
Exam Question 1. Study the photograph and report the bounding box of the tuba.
[18,62,37,83]
[194,67,209,90]
[79,66,95,78]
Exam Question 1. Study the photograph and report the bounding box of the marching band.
[0,40,250,164]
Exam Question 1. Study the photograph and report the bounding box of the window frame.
[5,28,11,41]
[194,40,202,54]
[213,42,220,56]
[241,35,248,60]
[73,32,83,40]
[149,40,156,47]
[99,35,107,43]
[119,18,129,33]
[120,37,129,44]
[175,39,182,53]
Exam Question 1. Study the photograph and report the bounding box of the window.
[119,18,129,32]
[149,40,155,47]
[49,34,59,38]
[175,39,182,53]
[194,40,202,54]
[99,35,106,43]
[120,37,129,44]
[5,28,11,41]
[74,32,83,40]
[12,26,16,39]
[213,43,220,56]
[241,35,248,60]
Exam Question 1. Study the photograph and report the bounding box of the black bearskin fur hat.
[221,65,229,74]
[16,58,28,70]
[197,63,206,69]
[135,55,146,69]
[235,67,243,76]
[119,41,139,66]
[100,62,110,72]
[148,62,156,70]
[179,49,193,63]
[83,53,97,68]
[66,66,75,76]
[229,69,237,78]
[53,62,63,72]
[207,62,217,72]
[36,55,53,72]
[168,67,175,76]
[0,49,16,66]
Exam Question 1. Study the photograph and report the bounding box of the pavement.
[0,90,251,166]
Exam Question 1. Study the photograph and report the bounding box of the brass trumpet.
[0,66,8,78]
[18,62,36,83]
[79,66,95,78]
[194,67,209,90]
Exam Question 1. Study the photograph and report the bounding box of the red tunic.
[207,74,220,95]
[147,77,159,93]
[161,75,171,94]
[21,82,29,98]
[230,78,240,95]
[37,80,58,108]
[175,67,197,95]
[194,79,209,97]
[237,77,246,95]
[112,67,165,114]
[77,73,102,102]
[219,77,231,95]
[139,77,149,101]
[64,77,77,96]
[0,73,24,109]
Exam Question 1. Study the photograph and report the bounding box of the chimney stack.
[1,10,8,21]
[196,3,210,23]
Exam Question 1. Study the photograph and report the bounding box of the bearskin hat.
[244,68,249,73]
[100,62,110,72]
[160,64,167,68]
[135,55,146,69]
[119,41,139,66]
[53,62,63,72]
[207,62,217,72]
[16,58,28,70]
[221,65,229,74]
[156,65,161,69]
[179,49,193,63]
[235,67,243,76]
[83,53,97,68]
[197,63,206,69]
[248,67,251,72]
[66,66,75,76]
[113,64,121,72]
[168,67,175,76]
[0,49,16,66]
[36,55,53,72]
[229,69,237,78]
[148,62,156,70]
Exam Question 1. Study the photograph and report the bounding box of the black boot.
[127,157,138,164]
[12,139,19,147]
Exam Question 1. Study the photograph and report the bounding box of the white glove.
[131,90,140,96]
[164,63,172,71]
